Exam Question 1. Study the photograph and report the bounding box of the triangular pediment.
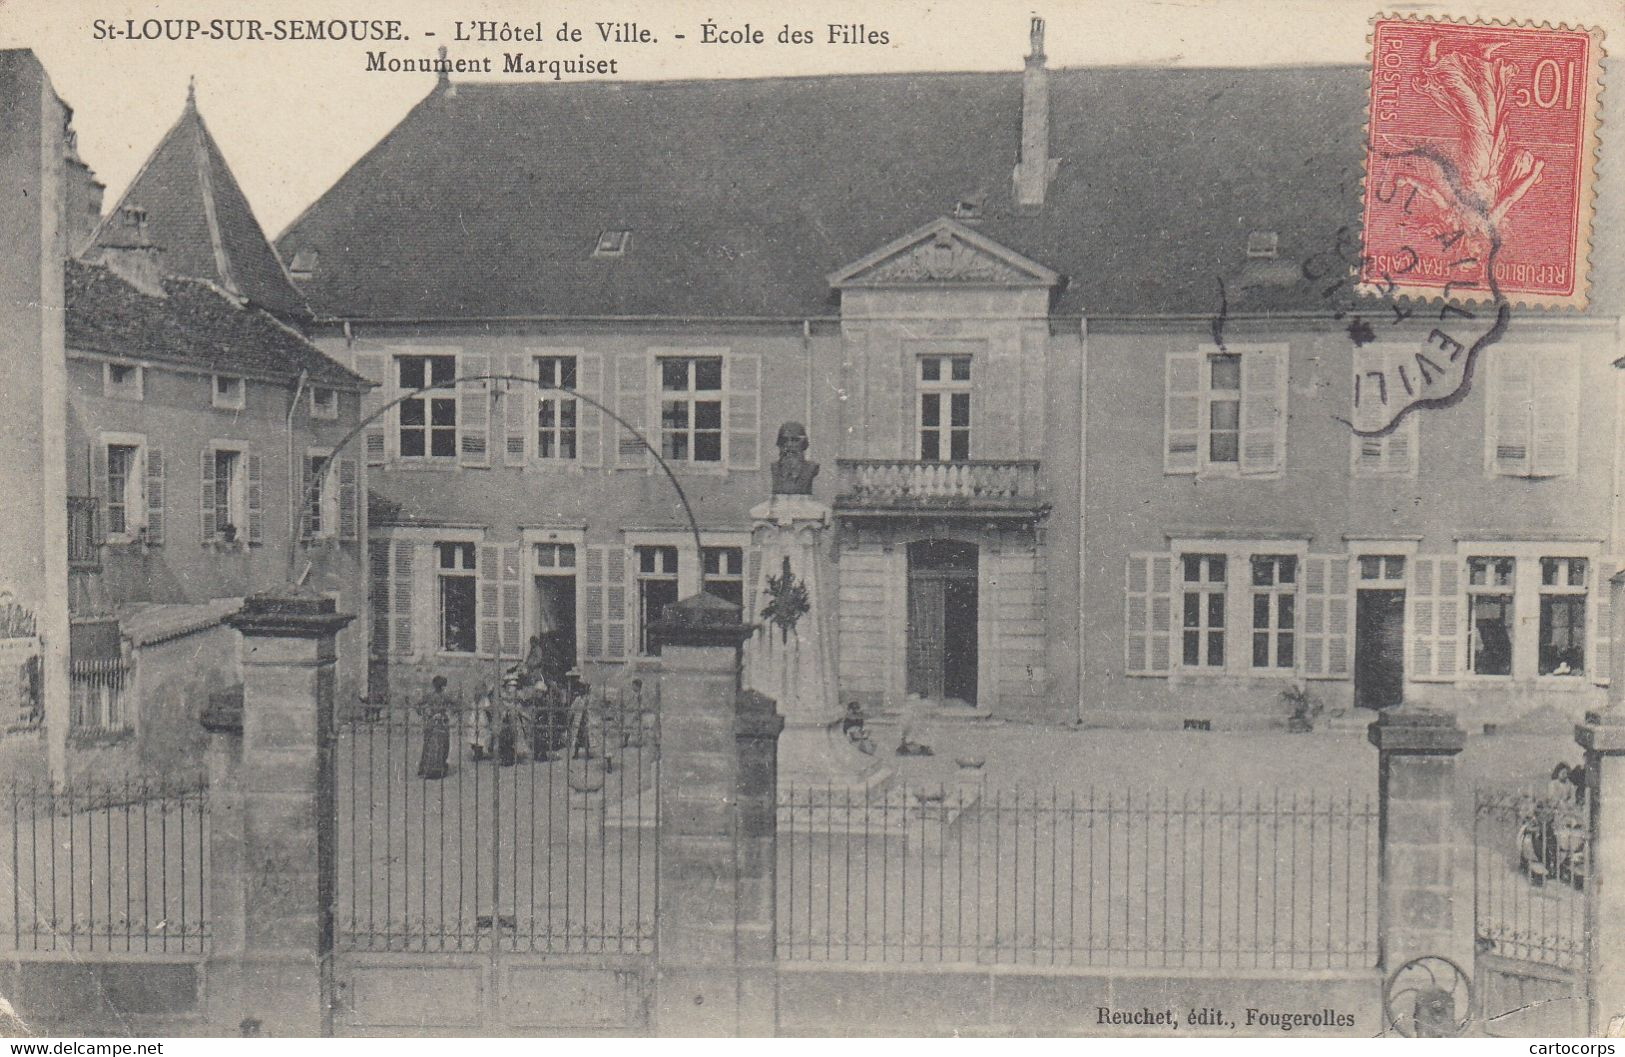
[828,218,1060,289]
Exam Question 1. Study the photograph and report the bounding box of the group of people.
[413,635,594,780]
[1515,762,1591,889]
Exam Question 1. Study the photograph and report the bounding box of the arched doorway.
[905,539,978,704]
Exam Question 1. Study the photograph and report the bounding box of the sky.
[2,0,1619,236]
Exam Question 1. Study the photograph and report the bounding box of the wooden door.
[906,576,946,699]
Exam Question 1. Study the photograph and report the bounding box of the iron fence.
[777,783,1377,969]
[4,778,209,953]
[335,684,658,955]
[1473,788,1589,971]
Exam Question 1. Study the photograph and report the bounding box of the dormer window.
[953,197,984,221]
[310,386,338,419]
[593,230,631,257]
[288,249,319,279]
[1246,230,1279,259]
[213,374,246,411]
[104,362,144,401]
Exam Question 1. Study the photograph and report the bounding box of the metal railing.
[4,779,209,953]
[777,783,1378,969]
[1473,788,1589,971]
[336,684,659,954]
[68,658,131,732]
[836,459,1043,505]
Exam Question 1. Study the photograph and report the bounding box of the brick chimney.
[1012,16,1060,210]
[92,204,166,297]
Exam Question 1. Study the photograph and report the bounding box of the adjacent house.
[278,22,1622,729]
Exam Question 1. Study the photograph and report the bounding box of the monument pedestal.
[745,494,887,791]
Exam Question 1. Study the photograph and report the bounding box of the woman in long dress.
[416,675,453,780]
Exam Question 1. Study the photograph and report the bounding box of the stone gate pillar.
[653,591,783,1036]
[1369,708,1467,978]
[1576,706,1625,1035]
[203,592,352,1037]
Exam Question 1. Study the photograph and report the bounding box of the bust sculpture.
[770,421,820,495]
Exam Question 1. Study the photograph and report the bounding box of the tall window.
[702,547,745,607]
[1181,553,1227,669]
[305,454,338,537]
[918,355,972,461]
[398,355,457,458]
[659,357,723,463]
[105,444,141,536]
[1250,555,1297,669]
[1206,353,1241,465]
[636,545,680,655]
[212,449,243,539]
[536,355,579,459]
[437,542,477,653]
[1540,557,1588,677]
[1467,556,1515,676]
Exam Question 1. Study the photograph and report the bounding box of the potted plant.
[1283,684,1322,733]
[220,522,237,544]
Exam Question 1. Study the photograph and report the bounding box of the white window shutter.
[726,351,762,472]
[504,352,529,467]
[352,352,390,466]
[606,545,629,658]
[1530,352,1578,478]
[1593,558,1616,686]
[1240,347,1287,476]
[459,351,490,467]
[144,447,164,545]
[337,458,359,541]
[1164,353,1202,474]
[746,544,763,622]
[1125,553,1173,675]
[583,545,607,659]
[616,353,650,469]
[246,453,264,544]
[1490,349,1533,476]
[576,352,604,468]
[500,543,523,656]
[199,448,215,542]
[479,543,500,657]
[1410,556,1461,682]
[1385,417,1416,475]
[392,540,415,656]
[1303,556,1351,679]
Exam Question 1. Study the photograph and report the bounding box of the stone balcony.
[834,459,1048,519]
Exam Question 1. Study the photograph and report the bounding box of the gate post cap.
[1367,707,1466,755]
[1577,706,1625,754]
[653,591,753,648]
[226,589,354,638]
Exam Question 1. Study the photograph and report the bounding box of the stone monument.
[745,423,885,789]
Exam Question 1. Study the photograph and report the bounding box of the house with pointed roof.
[279,18,1622,732]
[37,87,372,781]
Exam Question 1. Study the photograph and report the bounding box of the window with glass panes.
[305,454,334,536]
[918,355,972,461]
[1250,555,1297,669]
[534,543,576,571]
[636,545,681,654]
[1539,557,1588,677]
[106,444,140,535]
[213,449,243,536]
[702,547,745,607]
[437,542,477,653]
[659,357,724,462]
[536,356,579,459]
[1181,553,1227,668]
[1468,556,1515,676]
[1206,353,1241,465]
[1358,554,1407,584]
[398,355,458,458]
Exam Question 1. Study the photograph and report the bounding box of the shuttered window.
[1165,346,1288,477]
[1487,348,1578,477]
[397,354,458,460]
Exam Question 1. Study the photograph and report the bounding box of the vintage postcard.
[1,0,1622,1042]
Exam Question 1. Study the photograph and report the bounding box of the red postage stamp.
[1360,16,1604,309]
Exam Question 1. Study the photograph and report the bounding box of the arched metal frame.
[288,373,707,587]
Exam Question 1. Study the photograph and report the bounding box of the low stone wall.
[776,963,1379,1037]
[0,957,208,1036]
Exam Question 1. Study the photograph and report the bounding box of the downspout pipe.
[287,368,309,575]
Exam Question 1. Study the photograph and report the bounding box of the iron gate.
[1472,786,1592,1036]
[330,683,659,1034]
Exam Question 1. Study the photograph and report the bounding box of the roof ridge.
[83,101,194,255]
[190,108,241,298]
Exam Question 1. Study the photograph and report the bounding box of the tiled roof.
[278,66,1380,320]
[94,93,310,323]
[65,258,366,388]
